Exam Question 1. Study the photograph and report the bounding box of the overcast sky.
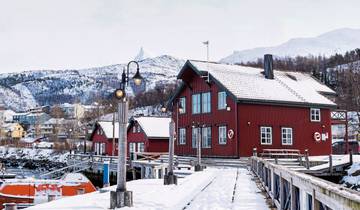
[1,0,360,73]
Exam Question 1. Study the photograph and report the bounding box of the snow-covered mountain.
[221,28,360,64]
[0,51,184,111]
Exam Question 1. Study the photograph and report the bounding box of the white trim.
[179,128,186,145]
[260,126,272,145]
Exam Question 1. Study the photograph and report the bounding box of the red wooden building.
[169,55,337,157]
[90,116,170,156]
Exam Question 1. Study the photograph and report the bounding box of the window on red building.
[179,97,186,114]
[310,108,321,122]
[137,142,144,152]
[260,126,272,145]
[218,92,227,110]
[281,127,293,145]
[202,127,211,148]
[192,127,200,148]
[202,92,211,113]
[192,94,201,114]
[179,128,186,145]
[218,126,227,144]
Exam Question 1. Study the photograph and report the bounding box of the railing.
[250,156,360,210]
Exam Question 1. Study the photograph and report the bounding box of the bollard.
[48,194,56,202]
[103,161,110,187]
[305,149,310,169]
[329,154,333,175]
[349,149,353,165]
[253,147,258,157]
[3,203,17,210]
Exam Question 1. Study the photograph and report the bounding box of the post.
[112,112,116,156]
[349,149,353,165]
[103,161,110,187]
[329,154,333,175]
[253,147,257,157]
[110,100,133,209]
[305,149,310,169]
[345,111,349,154]
[164,119,177,185]
[195,126,203,171]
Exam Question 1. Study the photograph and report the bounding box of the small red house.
[127,116,171,157]
[170,55,337,157]
[91,116,170,156]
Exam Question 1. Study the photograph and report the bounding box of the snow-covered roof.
[1,123,20,131]
[184,60,336,107]
[132,116,171,138]
[20,137,39,143]
[97,121,120,139]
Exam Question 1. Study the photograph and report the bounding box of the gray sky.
[1,0,360,73]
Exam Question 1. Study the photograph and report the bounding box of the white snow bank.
[0,146,69,163]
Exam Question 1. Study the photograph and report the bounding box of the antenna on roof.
[202,40,210,83]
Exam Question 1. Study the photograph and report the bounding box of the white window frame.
[179,128,186,145]
[218,126,227,145]
[202,92,211,113]
[260,126,272,145]
[281,127,293,145]
[132,126,136,133]
[137,125,141,133]
[310,108,321,122]
[179,97,186,114]
[192,127,199,148]
[218,92,227,110]
[137,142,145,152]
[192,94,201,114]
[202,127,211,148]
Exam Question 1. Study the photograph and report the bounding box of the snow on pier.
[25,168,269,210]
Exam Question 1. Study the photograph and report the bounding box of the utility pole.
[112,111,116,156]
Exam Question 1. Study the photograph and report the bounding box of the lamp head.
[160,104,167,113]
[132,67,143,86]
[114,88,126,100]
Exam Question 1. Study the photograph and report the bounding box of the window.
[218,92,227,110]
[137,125,141,133]
[281,127,293,145]
[129,143,136,153]
[192,94,201,114]
[218,126,227,144]
[179,128,186,145]
[310,108,321,122]
[192,127,200,148]
[202,92,211,113]
[179,97,186,114]
[137,142,145,152]
[202,127,212,148]
[260,126,272,145]
[132,126,136,133]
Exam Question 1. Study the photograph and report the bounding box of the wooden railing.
[250,156,360,210]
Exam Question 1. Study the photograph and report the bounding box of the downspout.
[235,100,239,158]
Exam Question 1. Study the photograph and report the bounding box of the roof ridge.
[275,77,307,103]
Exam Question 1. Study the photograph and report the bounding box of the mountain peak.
[134,47,154,61]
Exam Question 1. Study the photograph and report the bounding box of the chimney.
[264,54,274,79]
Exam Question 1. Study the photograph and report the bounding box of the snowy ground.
[26,167,269,210]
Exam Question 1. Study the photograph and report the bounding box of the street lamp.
[161,103,177,185]
[110,60,143,209]
[192,122,203,172]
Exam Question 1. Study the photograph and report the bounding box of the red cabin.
[169,57,337,157]
[90,116,170,156]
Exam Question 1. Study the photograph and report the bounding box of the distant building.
[0,123,26,140]
[90,116,170,156]
[169,56,337,157]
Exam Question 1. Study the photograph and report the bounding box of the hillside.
[0,54,184,111]
[221,28,360,64]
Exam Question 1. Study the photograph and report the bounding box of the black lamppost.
[160,103,178,185]
[110,61,143,209]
